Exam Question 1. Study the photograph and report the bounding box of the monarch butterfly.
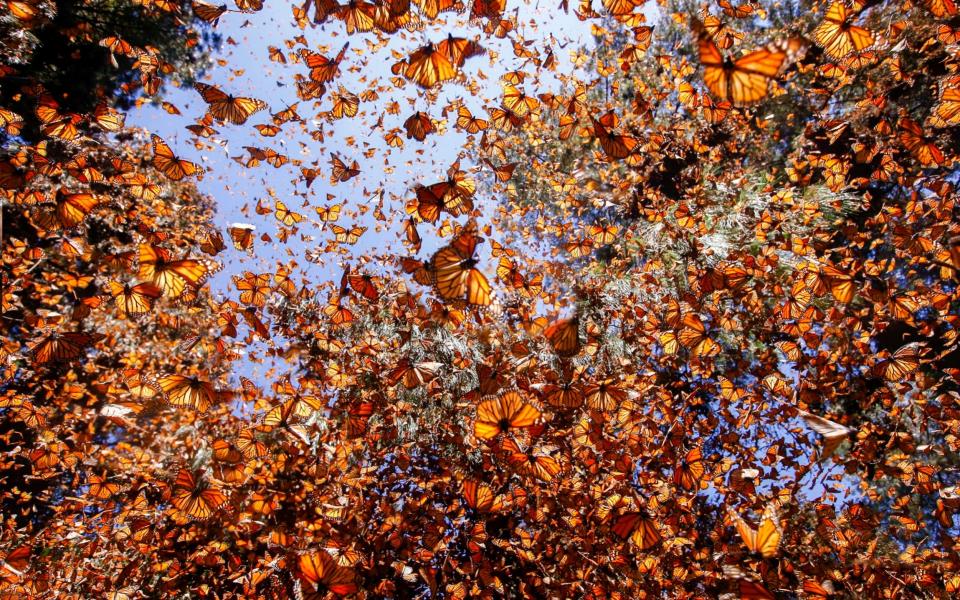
[329,86,359,119]
[543,379,585,409]
[729,503,783,558]
[502,438,562,482]
[403,111,435,140]
[880,342,922,381]
[158,374,224,412]
[456,106,489,133]
[601,0,644,15]
[36,98,83,140]
[800,411,852,459]
[819,264,855,303]
[591,113,638,160]
[86,473,122,499]
[170,469,227,520]
[731,578,776,600]
[92,102,125,130]
[261,398,303,431]
[234,0,263,12]
[194,82,267,124]
[470,0,504,19]
[274,200,304,226]
[899,118,945,167]
[99,35,135,57]
[235,271,270,307]
[124,369,163,403]
[106,281,163,317]
[814,2,874,61]
[0,545,29,584]
[407,184,454,224]
[347,271,379,301]
[502,84,540,117]
[315,203,342,223]
[388,359,442,389]
[403,41,456,88]
[331,224,366,244]
[584,378,627,411]
[298,550,357,596]
[30,331,104,365]
[401,256,438,286]
[438,34,485,67]
[933,78,960,127]
[6,0,39,20]
[462,479,502,513]
[487,105,523,132]
[564,237,594,258]
[0,107,23,135]
[544,316,580,356]
[236,428,268,459]
[337,0,376,34]
[138,244,210,298]
[415,0,455,18]
[228,223,255,251]
[243,146,288,168]
[698,12,743,49]
[430,220,493,305]
[300,42,349,82]
[802,580,837,600]
[677,313,721,358]
[151,135,203,181]
[323,296,354,325]
[612,511,663,551]
[483,158,517,182]
[192,1,228,23]
[212,438,242,465]
[718,0,755,18]
[54,189,101,228]
[474,389,541,440]
[329,155,360,183]
[698,35,786,106]
[199,229,227,256]
[673,447,705,491]
[701,94,732,124]
[588,222,619,245]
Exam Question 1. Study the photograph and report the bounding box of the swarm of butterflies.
[3,0,960,597]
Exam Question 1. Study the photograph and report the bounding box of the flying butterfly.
[29,331,104,365]
[814,2,874,61]
[329,155,360,183]
[297,551,357,596]
[170,469,227,520]
[474,389,541,440]
[151,135,204,181]
[106,281,163,317]
[300,42,349,83]
[612,510,663,551]
[194,82,267,124]
[53,189,101,228]
[158,374,226,412]
[728,503,783,558]
[403,111,435,141]
[544,316,580,357]
[591,112,638,160]
[138,243,210,298]
[429,220,493,305]
[697,32,787,106]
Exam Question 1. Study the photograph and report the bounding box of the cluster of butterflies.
[4,0,960,597]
